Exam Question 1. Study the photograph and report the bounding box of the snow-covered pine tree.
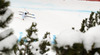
[52,11,100,55]
[0,0,13,28]
[15,22,39,55]
[79,11,100,55]
[52,34,87,55]
[39,32,51,54]
[80,11,100,33]
[0,0,17,55]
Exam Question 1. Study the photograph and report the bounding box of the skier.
[22,11,29,20]
[18,10,35,20]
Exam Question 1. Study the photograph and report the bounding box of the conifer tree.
[15,22,38,55]
[80,11,100,33]
[52,11,100,55]
[79,11,100,55]
[0,0,17,55]
[39,32,51,54]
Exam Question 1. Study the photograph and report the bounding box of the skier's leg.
[22,14,25,20]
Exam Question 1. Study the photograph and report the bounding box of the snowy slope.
[9,7,87,40]
[7,0,100,55]
[9,0,100,40]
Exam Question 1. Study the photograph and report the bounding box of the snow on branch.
[56,29,84,48]
[0,28,13,41]
[0,8,13,22]
[0,35,17,51]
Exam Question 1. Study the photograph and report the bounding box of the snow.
[42,34,51,43]
[43,48,56,55]
[31,32,38,39]
[9,51,16,55]
[94,52,99,55]
[26,37,31,41]
[56,29,84,48]
[55,25,100,53]
[0,28,13,39]
[31,42,40,55]
[9,0,98,40]
[9,0,100,38]
[18,44,26,50]
[83,26,100,51]
[16,50,20,55]
[0,9,13,22]
[21,50,25,54]
[9,7,91,41]
[0,34,17,50]
[8,0,100,55]
[1,50,15,55]
[24,42,28,45]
